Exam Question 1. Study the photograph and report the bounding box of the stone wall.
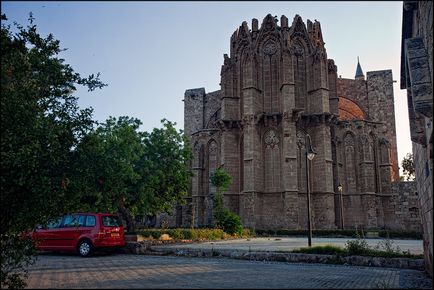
[401,1,433,277]
[414,141,433,273]
[337,77,368,111]
[389,181,422,232]
[366,70,399,181]
[203,90,221,129]
[184,88,205,137]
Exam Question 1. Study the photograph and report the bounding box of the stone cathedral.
[176,14,421,231]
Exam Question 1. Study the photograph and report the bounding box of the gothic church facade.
[179,14,420,231]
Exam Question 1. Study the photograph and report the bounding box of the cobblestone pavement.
[25,253,433,289]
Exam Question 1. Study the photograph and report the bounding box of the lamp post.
[338,182,344,230]
[305,133,316,247]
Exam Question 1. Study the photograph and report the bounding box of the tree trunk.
[117,201,135,233]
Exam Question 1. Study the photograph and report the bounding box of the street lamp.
[338,182,344,230]
[305,133,316,247]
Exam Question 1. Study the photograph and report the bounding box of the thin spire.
[355,56,364,79]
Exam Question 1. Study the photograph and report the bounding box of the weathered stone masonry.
[400,0,433,277]
[179,14,421,233]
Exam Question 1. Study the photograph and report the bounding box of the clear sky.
[2,1,411,175]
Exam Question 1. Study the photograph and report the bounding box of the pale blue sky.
[2,1,411,174]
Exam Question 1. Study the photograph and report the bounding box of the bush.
[289,232,423,259]
[136,228,229,241]
[167,229,183,240]
[136,229,152,238]
[241,228,255,238]
[150,231,162,240]
[195,228,225,240]
[375,237,401,255]
[182,229,197,240]
[344,229,370,256]
[292,243,422,259]
[345,238,371,256]
[210,168,243,236]
[1,235,37,289]
[219,210,243,235]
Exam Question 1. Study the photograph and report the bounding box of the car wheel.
[77,240,93,257]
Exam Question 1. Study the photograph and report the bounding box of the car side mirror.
[36,224,43,230]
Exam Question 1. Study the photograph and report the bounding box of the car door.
[57,214,83,250]
[33,217,63,250]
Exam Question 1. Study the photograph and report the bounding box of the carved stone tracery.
[264,129,280,148]
[263,41,277,55]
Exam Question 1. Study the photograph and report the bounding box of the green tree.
[139,119,192,222]
[210,168,232,223]
[1,13,106,288]
[401,153,415,181]
[210,168,243,235]
[74,117,192,232]
[71,116,145,230]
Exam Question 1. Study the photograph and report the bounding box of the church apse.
[180,14,420,232]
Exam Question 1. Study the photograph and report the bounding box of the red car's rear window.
[102,215,123,227]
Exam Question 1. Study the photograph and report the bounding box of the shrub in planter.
[345,238,371,256]
[150,231,162,240]
[182,229,197,240]
[242,228,255,237]
[210,168,243,236]
[219,210,243,235]
[167,228,183,240]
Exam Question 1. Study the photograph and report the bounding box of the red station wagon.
[31,213,125,257]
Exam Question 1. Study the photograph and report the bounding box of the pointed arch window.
[262,39,280,113]
[264,129,281,192]
[344,133,357,193]
[292,41,307,110]
[207,140,218,196]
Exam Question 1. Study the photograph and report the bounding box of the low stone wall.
[120,241,424,271]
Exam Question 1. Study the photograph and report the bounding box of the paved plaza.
[25,253,432,289]
[152,237,424,255]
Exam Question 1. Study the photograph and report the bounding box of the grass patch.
[295,244,347,255]
[291,240,423,259]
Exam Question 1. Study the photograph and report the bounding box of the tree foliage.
[1,12,192,287]
[211,168,232,222]
[401,153,415,181]
[1,13,106,288]
[210,168,243,235]
[0,235,36,288]
[1,12,106,234]
[210,168,232,195]
[73,117,192,232]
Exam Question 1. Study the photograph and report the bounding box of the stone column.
[220,125,240,213]
[281,49,299,227]
[307,116,336,229]
[367,70,399,181]
[328,59,339,115]
[240,115,258,229]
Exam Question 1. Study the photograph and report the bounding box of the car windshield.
[102,215,122,227]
